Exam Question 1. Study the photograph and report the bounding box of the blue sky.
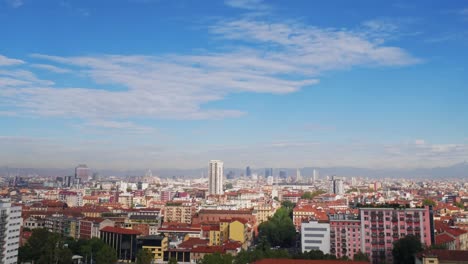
[0,0,467,169]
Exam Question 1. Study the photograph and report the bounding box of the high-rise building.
[330,176,344,195]
[313,169,319,182]
[75,164,90,184]
[245,166,252,177]
[0,199,22,264]
[296,168,302,182]
[265,168,273,177]
[209,160,224,195]
[279,170,287,179]
[64,175,73,187]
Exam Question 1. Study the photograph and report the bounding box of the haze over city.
[0,0,467,170]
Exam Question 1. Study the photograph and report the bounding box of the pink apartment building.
[329,214,362,260]
[359,206,433,264]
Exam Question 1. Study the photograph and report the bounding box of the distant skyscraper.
[265,168,273,177]
[245,166,252,177]
[0,199,22,264]
[313,169,319,182]
[64,175,73,187]
[279,170,287,179]
[209,160,224,195]
[75,164,90,183]
[330,176,344,195]
[351,177,357,186]
[296,168,302,182]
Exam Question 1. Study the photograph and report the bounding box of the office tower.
[279,170,287,179]
[351,177,357,186]
[75,164,90,183]
[265,168,273,177]
[209,160,224,195]
[245,166,252,178]
[0,199,22,264]
[313,169,319,182]
[296,168,302,182]
[330,176,344,195]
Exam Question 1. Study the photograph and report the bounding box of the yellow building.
[208,226,221,246]
[208,218,251,249]
[138,235,168,261]
[228,220,246,243]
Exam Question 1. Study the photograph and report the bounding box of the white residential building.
[209,160,224,195]
[301,221,330,254]
[0,199,22,264]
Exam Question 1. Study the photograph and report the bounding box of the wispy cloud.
[30,64,71,73]
[0,55,24,66]
[224,0,269,11]
[5,0,23,8]
[83,120,156,134]
[0,15,419,124]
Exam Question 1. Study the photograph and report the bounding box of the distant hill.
[1,162,467,179]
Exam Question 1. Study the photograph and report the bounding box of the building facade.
[301,221,330,254]
[359,206,433,264]
[209,160,224,195]
[329,214,362,260]
[0,199,22,264]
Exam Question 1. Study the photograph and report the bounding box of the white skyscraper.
[296,168,302,182]
[0,199,22,264]
[209,160,224,195]
[313,169,319,182]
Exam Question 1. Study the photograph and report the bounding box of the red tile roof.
[420,249,468,261]
[253,260,370,264]
[100,226,141,235]
[435,233,455,245]
[178,238,209,249]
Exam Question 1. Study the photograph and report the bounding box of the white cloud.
[30,64,71,73]
[414,139,426,145]
[224,0,268,10]
[0,54,24,66]
[83,120,156,134]
[5,0,23,8]
[1,16,419,122]
[0,111,17,117]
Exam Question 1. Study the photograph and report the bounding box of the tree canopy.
[392,235,423,264]
[19,229,117,264]
[136,248,153,264]
[258,207,296,248]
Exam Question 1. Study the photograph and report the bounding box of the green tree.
[95,244,118,264]
[198,253,234,264]
[136,248,153,264]
[422,199,436,207]
[353,251,370,261]
[258,207,296,248]
[224,183,233,190]
[301,192,313,199]
[168,257,178,264]
[392,235,423,264]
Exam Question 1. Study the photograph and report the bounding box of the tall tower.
[313,169,319,182]
[75,164,90,184]
[0,199,22,264]
[209,160,224,195]
[245,166,251,178]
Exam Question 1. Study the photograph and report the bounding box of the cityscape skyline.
[1,0,468,169]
